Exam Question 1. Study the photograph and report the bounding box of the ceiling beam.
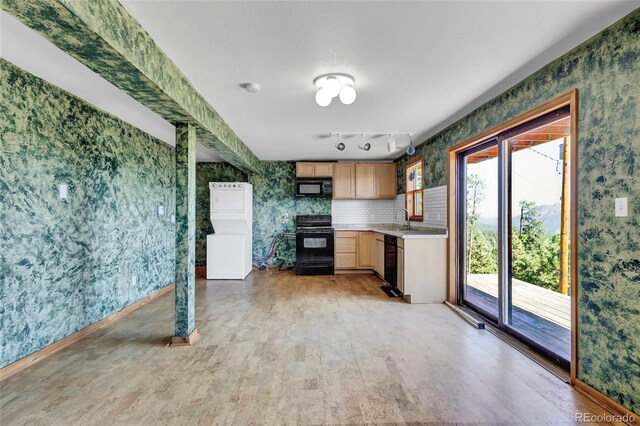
[1,0,261,174]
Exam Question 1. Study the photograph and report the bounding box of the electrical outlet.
[59,183,68,199]
[615,197,628,217]
[157,204,165,216]
[132,275,137,286]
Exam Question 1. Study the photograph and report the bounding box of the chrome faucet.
[395,208,411,230]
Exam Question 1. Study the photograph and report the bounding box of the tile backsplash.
[332,199,398,224]
[423,186,447,228]
[332,185,447,228]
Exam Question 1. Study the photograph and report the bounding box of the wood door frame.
[405,155,424,221]
[446,89,579,383]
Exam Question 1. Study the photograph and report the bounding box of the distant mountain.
[476,204,562,235]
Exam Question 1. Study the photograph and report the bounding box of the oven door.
[296,232,334,275]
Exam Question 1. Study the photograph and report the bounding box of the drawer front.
[335,237,357,253]
[336,231,358,238]
[335,253,357,269]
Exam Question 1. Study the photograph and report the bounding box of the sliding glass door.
[457,107,572,368]
[458,140,500,321]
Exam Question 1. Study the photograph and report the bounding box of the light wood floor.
[1,272,611,425]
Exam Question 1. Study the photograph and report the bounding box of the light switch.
[615,197,628,217]
[157,204,165,216]
[59,184,68,199]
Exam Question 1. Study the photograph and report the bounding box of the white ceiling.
[120,0,639,161]
[0,11,223,162]
[2,2,638,163]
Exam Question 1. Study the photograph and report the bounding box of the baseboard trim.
[334,270,375,275]
[574,379,638,424]
[0,283,175,382]
[168,328,200,347]
[195,266,207,277]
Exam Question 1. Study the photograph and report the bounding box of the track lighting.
[329,133,413,153]
[387,134,396,153]
[314,74,357,107]
[359,134,371,151]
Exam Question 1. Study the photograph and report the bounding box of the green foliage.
[466,192,561,291]
[512,201,560,290]
[469,227,498,274]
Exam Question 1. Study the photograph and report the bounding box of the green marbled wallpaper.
[195,163,248,266]
[395,11,640,412]
[249,162,331,266]
[174,123,196,337]
[0,0,261,174]
[0,60,176,367]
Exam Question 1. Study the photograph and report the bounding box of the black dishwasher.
[384,234,398,290]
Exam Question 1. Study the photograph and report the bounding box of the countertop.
[333,223,448,239]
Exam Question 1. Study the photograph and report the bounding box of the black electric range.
[295,215,335,275]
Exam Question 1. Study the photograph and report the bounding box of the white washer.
[206,182,253,280]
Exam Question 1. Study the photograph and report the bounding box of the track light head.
[387,134,397,153]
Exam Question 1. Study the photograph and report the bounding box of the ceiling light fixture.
[358,134,371,151]
[335,134,346,151]
[241,82,260,93]
[387,134,397,153]
[314,73,356,107]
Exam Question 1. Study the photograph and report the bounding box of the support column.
[171,122,198,346]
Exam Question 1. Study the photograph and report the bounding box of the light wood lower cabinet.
[337,230,446,304]
[335,231,357,269]
[400,238,447,303]
[335,253,356,269]
[397,245,405,294]
[373,233,384,275]
[357,232,373,268]
[335,230,379,272]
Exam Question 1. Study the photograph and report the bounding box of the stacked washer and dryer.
[206,182,253,280]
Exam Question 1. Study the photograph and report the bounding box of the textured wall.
[249,162,331,265]
[0,60,176,367]
[195,163,248,266]
[395,11,640,411]
[174,123,196,337]
[1,0,261,173]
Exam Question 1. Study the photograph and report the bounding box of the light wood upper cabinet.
[296,162,315,177]
[313,163,333,177]
[357,232,373,268]
[297,161,395,200]
[333,163,355,199]
[355,163,376,198]
[375,163,397,199]
[296,162,333,177]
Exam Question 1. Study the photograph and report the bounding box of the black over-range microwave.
[295,177,333,198]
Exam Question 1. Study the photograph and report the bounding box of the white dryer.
[206,182,253,280]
